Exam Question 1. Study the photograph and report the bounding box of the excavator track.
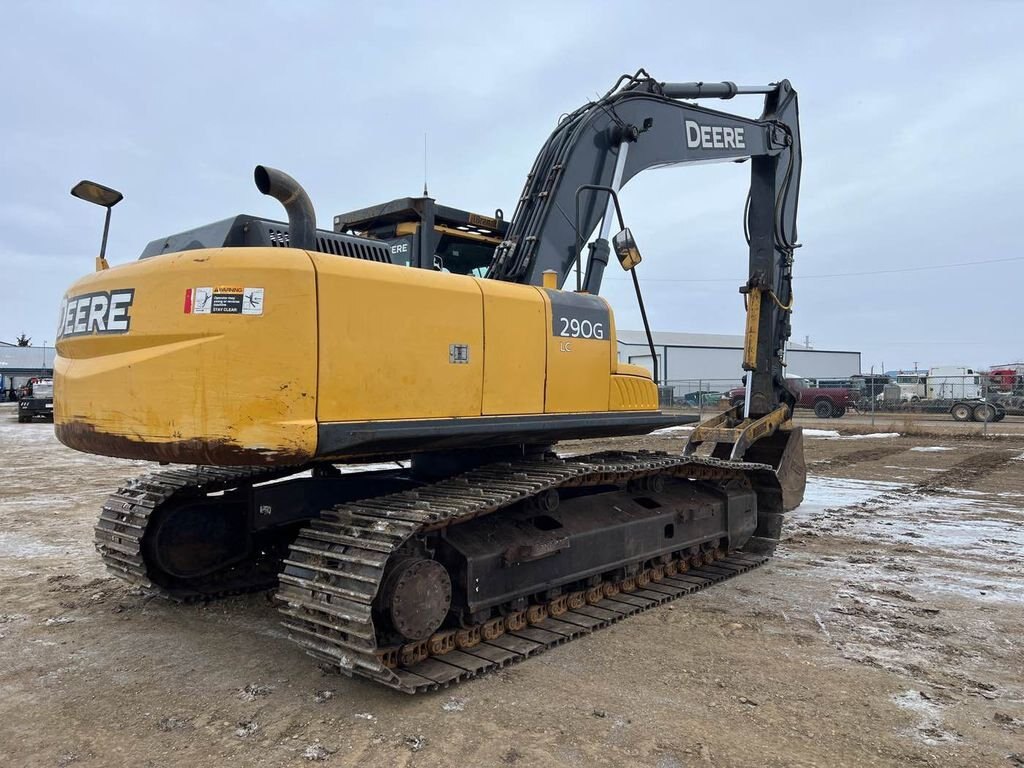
[276,450,779,693]
[95,464,310,601]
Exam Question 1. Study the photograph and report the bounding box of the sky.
[3,0,1022,373]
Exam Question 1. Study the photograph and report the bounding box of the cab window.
[434,234,496,277]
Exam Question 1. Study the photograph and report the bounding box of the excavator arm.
[489,71,801,452]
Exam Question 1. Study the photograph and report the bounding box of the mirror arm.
[632,267,658,385]
[99,206,112,263]
[571,184,658,386]
[574,184,627,291]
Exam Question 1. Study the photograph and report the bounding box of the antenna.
[423,133,429,197]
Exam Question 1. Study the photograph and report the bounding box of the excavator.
[55,71,806,693]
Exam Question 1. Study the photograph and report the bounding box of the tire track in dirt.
[914,449,1019,494]
[804,450,1017,522]
[827,445,909,470]
[792,448,1024,716]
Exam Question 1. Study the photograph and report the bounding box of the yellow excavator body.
[54,246,659,465]
[54,73,808,693]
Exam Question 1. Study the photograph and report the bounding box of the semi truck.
[879,367,1004,422]
[986,365,1024,414]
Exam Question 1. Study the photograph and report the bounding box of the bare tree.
[16,333,31,347]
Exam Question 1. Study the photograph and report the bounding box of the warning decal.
[184,286,264,315]
[240,288,265,315]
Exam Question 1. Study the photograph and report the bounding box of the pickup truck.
[18,378,54,423]
[727,376,855,418]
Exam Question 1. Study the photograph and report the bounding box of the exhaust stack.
[254,165,317,251]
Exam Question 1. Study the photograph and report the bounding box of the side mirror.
[71,180,123,209]
[612,227,642,270]
[71,179,124,270]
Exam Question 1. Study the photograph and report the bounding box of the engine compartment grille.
[140,215,392,264]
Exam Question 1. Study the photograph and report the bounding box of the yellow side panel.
[540,290,613,413]
[609,375,658,410]
[313,255,484,421]
[478,280,546,415]
[54,248,318,463]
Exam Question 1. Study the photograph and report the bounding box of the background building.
[617,330,860,389]
[0,342,55,400]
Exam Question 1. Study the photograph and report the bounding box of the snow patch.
[303,744,334,761]
[892,690,961,745]
[909,446,954,453]
[797,476,904,509]
[0,533,67,559]
[803,430,900,440]
[791,476,1024,604]
[651,425,695,435]
[253,461,410,487]
[442,696,466,712]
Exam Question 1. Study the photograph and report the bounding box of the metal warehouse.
[617,330,861,387]
[0,343,55,400]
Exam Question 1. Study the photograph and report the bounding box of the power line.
[602,255,1024,284]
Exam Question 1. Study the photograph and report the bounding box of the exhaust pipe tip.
[253,165,317,250]
[253,164,273,195]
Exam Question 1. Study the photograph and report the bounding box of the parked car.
[679,390,723,407]
[727,375,855,418]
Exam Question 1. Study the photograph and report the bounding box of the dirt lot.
[2,404,1022,767]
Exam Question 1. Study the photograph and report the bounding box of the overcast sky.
[3,1,1022,373]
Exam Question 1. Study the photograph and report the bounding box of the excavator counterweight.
[56,71,806,691]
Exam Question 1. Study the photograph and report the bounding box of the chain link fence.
[656,378,742,420]
[656,371,1024,424]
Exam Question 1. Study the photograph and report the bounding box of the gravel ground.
[2,403,1022,767]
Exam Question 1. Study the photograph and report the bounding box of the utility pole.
[870,365,875,426]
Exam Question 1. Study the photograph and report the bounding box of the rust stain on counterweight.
[56,420,309,466]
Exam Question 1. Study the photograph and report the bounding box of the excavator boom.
[491,71,801,421]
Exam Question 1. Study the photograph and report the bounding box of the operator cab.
[333,197,506,277]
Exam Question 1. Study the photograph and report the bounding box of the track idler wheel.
[380,557,452,642]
